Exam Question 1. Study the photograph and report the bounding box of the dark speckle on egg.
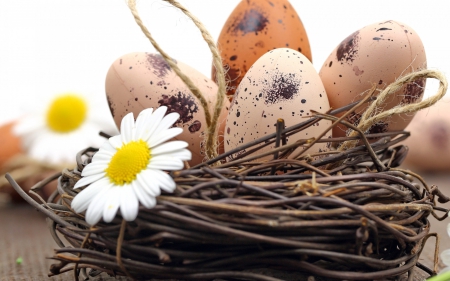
[263,71,300,105]
[188,120,202,133]
[106,94,115,117]
[348,111,388,134]
[225,67,241,94]
[146,53,172,78]
[336,31,360,64]
[230,9,269,35]
[352,66,364,76]
[158,92,199,125]
[402,78,425,104]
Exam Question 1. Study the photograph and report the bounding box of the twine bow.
[339,69,448,151]
[127,0,227,161]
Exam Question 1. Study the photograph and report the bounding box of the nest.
[8,98,450,281]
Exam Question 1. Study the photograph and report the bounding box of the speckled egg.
[212,0,312,99]
[224,48,331,161]
[105,52,230,165]
[319,20,427,138]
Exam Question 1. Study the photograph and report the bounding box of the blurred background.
[0,0,449,127]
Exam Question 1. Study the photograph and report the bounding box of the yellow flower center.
[105,140,151,185]
[46,94,87,133]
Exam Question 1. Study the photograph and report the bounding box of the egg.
[0,121,60,203]
[105,52,230,165]
[212,0,312,99]
[0,121,23,170]
[401,99,450,172]
[319,20,427,138]
[224,48,331,161]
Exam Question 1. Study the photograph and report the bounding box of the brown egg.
[212,0,312,99]
[105,52,230,166]
[0,121,60,203]
[319,20,427,139]
[224,48,331,161]
[401,99,450,172]
[0,121,23,169]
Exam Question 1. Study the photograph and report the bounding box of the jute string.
[338,69,448,151]
[127,0,227,161]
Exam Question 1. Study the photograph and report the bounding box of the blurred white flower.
[439,223,450,273]
[71,106,191,225]
[13,92,115,165]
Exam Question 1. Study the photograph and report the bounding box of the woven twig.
[6,105,450,280]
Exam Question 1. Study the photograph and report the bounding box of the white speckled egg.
[224,48,331,160]
[105,52,230,165]
[319,20,427,138]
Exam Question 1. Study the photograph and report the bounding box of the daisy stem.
[427,271,450,281]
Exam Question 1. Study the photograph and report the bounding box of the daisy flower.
[71,106,191,225]
[13,92,116,165]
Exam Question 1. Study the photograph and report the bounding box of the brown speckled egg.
[105,52,230,166]
[212,0,312,99]
[401,99,450,172]
[319,20,427,139]
[224,48,331,161]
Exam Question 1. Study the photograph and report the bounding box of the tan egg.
[105,52,230,165]
[212,0,312,100]
[224,48,331,161]
[0,121,23,169]
[401,99,450,172]
[0,121,59,203]
[319,20,427,138]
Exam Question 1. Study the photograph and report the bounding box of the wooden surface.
[0,173,448,281]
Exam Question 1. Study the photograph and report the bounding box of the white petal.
[442,249,450,267]
[100,141,117,155]
[132,180,156,209]
[71,177,110,213]
[85,187,110,225]
[92,151,113,162]
[81,163,107,177]
[137,106,167,141]
[148,169,176,193]
[148,157,184,170]
[151,141,188,155]
[109,135,123,149]
[161,148,192,161]
[148,127,183,148]
[119,185,139,221]
[102,187,121,223]
[120,112,135,143]
[13,116,44,136]
[134,108,153,139]
[136,170,161,197]
[447,223,450,238]
[155,112,180,133]
[28,132,54,162]
[74,173,106,189]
